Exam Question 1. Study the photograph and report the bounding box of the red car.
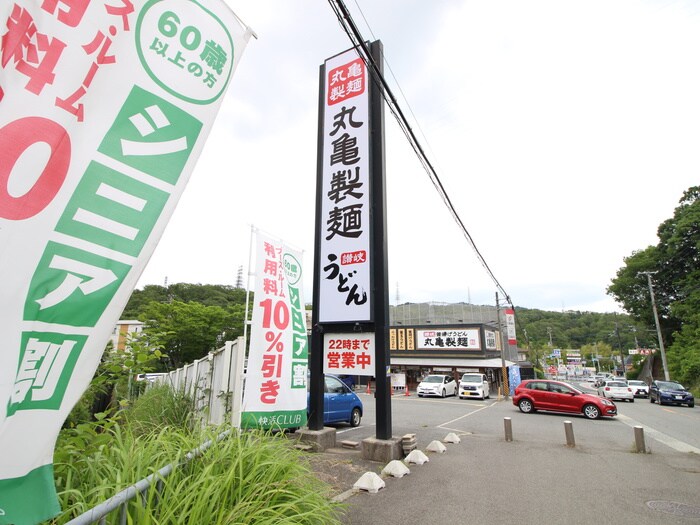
[513,380,617,419]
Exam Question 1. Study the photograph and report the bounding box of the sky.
[136,0,700,314]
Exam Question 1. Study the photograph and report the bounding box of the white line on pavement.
[438,402,495,432]
[616,413,700,454]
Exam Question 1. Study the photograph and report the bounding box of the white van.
[458,373,490,400]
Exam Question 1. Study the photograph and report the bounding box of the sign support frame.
[309,40,391,440]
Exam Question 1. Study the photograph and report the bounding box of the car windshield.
[629,381,645,386]
[422,376,443,383]
[461,374,482,382]
[658,381,684,390]
[608,382,626,387]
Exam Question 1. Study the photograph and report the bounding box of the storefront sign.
[416,329,480,350]
[323,332,375,376]
[242,232,308,430]
[389,327,415,350]
[485,330,497,350]
[0,2,251,522]
[317,47,371,322]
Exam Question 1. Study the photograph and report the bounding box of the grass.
[50,387,344,524]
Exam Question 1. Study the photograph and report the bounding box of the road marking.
[336,425,369,435]
[659,406,698,420]
[616,414,700,454]
[438,402,495,432]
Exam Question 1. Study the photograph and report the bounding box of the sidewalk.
[331,400,700,525]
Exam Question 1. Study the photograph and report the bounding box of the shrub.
[52,386,343,524]
[125,383,195,436]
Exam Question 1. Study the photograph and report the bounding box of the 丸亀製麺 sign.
[318,47,372,323]
[416,329,481,350]
[0,1,252,523]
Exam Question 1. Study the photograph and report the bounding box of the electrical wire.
[327,0,514,309]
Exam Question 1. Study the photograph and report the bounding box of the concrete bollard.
[634,426,646,453]
[564,420,575,447]
[504,417,513,442]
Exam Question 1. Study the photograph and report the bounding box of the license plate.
[675,395,682,400]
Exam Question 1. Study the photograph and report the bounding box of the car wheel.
[441,389,446,398]
[418,394,423,397]
[518,399,534,414]
[350,408,361,427]
[650,396,655,403]
[689,402,695,408]
[583,404,601,419]
[630,398,634,403]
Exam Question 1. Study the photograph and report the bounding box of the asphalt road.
[334,385,700,525]
[337,382,700,453]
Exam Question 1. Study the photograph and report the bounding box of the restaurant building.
[387,302,520,392]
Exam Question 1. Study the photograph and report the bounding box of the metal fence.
[151,337,246,427]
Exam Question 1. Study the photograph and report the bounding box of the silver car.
[417,374,457,398]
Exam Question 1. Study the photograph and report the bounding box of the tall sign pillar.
[309,40,399,459]
[367,40,392,441]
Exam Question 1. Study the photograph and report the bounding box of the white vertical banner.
[0,1,252,523]
[318,47,371,322]
[242,231,308,430]
[505,308,517,346]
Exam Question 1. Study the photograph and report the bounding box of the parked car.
[308,374,363,426]
[649,380,695,407]
[593,373,613,387]
[627,380,649,398]
[417,374,457,398]
[513,379,617,419]
[337,374,356,390]
[598,380,634,402]
[458,372,490,400]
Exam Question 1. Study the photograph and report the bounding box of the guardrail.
[65,430,232,525]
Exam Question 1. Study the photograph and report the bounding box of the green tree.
[607,186,700,389]
[122,283,248,318]
[139,300,235,367]
[120,284,170,318]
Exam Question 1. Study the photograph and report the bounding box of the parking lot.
[337,382,700,525]
[335,381,700,455]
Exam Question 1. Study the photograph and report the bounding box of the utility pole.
[593,341,599,373]
[495,292,509,399]
[629,326,640,350]
[524,328,536,378]
[613,318,627,379]
[640,272,670,381]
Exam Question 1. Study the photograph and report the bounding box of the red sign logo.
[327,57,365,105]
[340,250,366,265]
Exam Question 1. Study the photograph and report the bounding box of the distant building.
[110,320,144,351]
[387,302,518,391]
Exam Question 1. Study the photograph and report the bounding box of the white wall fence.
[152,337,246,427]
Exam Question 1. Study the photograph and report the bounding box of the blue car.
[308,374,363,426]
[650,380,695,407]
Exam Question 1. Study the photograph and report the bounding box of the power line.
[327,0,514,308]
